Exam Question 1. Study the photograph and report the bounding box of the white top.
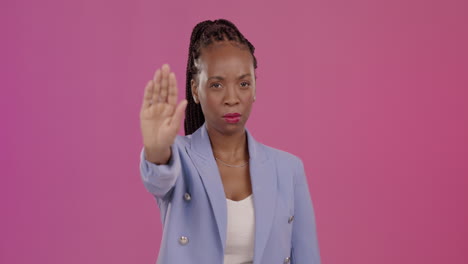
[224,194,255,264]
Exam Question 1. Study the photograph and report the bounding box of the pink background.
[2,0,467,263]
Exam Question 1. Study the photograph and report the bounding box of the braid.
[184,19,258,135]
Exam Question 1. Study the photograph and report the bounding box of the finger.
[167,72,178,106]
[152,69,162,103]
[170,99,188,131]
[141,80,154,110]
[160,64,170,103]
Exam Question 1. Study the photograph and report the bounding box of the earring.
[193,96,198,103]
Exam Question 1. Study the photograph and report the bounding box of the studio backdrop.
[2,0,467,263]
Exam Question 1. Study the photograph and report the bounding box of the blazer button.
[284,256,291,263]
[179,236,189,245]
[288,215,294,224]
[184,192,191,201]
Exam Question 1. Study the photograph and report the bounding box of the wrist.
[144,146,171,165]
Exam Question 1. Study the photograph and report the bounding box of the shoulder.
[173,134,192,147]
[258,142,304,169]
[258,142,308,193]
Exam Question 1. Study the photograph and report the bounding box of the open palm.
[140,64,187,161]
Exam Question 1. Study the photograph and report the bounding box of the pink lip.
[223,113,241,123]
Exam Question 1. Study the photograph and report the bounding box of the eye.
[240,81,250,88]
[210,83,222,89]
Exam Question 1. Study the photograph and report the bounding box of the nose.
[224,85,240,106]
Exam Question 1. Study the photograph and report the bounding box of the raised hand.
[140,64,187,164]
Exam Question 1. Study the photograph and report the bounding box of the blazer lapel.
[185,122,277,262]
[246,128,278,263]
[185,123,228,250]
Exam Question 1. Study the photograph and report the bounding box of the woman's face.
[191,41,256,135]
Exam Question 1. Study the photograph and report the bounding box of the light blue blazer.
[139,122,321,264]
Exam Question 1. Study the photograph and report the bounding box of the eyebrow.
[208,73,251,81]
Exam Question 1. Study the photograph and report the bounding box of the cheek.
[241,97,254,113]
[241,91,255,103]
[202,94,221,113]
[205,92,220,103]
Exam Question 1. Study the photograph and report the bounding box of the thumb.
[170,99,188,131]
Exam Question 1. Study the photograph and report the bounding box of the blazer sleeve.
[139,140,181,200]
[291,157,321,264]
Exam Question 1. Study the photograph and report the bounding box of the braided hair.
[184,19,258,135]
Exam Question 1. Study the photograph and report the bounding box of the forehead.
[197,41,253,75]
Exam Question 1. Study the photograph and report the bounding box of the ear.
[191,78,199,104]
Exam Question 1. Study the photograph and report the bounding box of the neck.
[206,124,249,162]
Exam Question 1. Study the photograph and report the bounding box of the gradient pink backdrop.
[2,0,467,263]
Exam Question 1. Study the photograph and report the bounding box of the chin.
[213,120,246,135]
